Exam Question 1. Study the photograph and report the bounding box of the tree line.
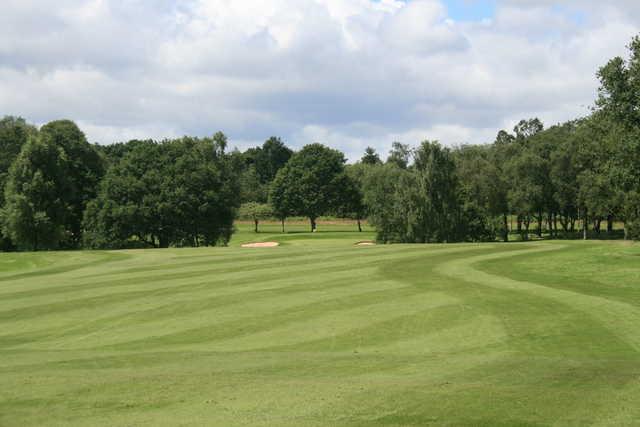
[1,35,640,250]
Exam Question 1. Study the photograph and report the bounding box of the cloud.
[381,0,469,54]
[0,0,638,160]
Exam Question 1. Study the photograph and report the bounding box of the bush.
[625,220,640,240]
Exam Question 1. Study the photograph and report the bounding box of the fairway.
[2,228,640,426]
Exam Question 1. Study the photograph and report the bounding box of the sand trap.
[241,242,280,248]
[355,241,376,246]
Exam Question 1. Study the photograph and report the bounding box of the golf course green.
[1,224,640,426]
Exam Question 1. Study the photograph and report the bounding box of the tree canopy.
[270,143,351,231]
[2,135,69,250]
[84,136,239,249]
[4,34,640,250]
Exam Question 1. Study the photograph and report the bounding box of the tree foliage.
[4,34,640,250]
[2,136,69,250]
[334,164,367,231]
[386,142,412,169]
[238,202,273,232]
[0,116,36,249]
[39,120,104,245]
[84,136,239,249]
[365,141,493,243]
[270,143,349,231]
[361,147,382,165]
[2,120,103,249]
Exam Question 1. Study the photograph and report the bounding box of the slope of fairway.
[1,228,640,426]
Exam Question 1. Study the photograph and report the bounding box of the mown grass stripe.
[3,230,640,426]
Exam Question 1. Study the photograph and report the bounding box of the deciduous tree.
[270,143,348,232]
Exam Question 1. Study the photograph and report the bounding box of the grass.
[1,223,640,426]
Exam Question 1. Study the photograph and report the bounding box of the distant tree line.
[2,35,640,250]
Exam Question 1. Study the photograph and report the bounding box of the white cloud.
[381,0,468,54]
[0,0,638,160]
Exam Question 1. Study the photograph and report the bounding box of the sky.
[1,0,639,160]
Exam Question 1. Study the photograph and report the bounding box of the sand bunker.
[241,242,280,248]
[355,241,376,246]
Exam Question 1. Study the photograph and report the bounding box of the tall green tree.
[237,137,292,204]
[597,36,640,128]
[255,137,293,184]
[238,202,273,233]
[39,120,104,245]
[164,136,239,246]
[610,125,640,238]
[270,143,348,232]
[454,144,509,242]
[268,173,293,233]
[596,35,640,239]
[239,165,267,203]
[362,163,409,243]
[387,142,412,169]
[505,150,545,240]
[0,116,36,249]
[336,164,368,232]
[83,140,165,248]
[84,135,239,249]
[2,136,69,250]
[514,118,544,141]
[409,141,466,242]
[0,117,36,197]
[365,141,493,243]
[550,129,579,234]
[361,147,382,165]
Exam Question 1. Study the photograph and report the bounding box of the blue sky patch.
[442,0,496,21]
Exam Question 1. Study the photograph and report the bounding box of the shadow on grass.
[506,230,628,242]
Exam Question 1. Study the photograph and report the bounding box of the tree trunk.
[137,234,153,248]
[357,218,362,233]
[310,217,317,232]
[281,218,285,233]
[254,219,259,233]
[503,213,509,242]
[559,216,568,233]
[607,215,613,234]
[537,212,543,237]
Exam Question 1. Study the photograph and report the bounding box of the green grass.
[1,223,640,426]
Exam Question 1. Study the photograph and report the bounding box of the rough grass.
[1,224,640,426]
